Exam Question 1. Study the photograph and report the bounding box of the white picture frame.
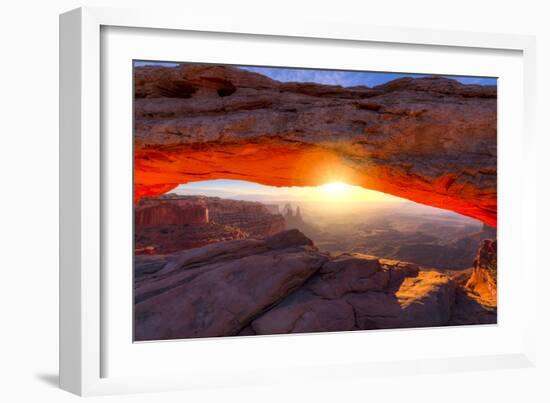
[59,6,537,396]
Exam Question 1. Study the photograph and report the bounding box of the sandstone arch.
[134,65,497,227]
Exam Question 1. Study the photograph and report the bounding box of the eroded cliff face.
[136,198,209,227]
[135,195,286,254]
[134,65,497,226]
[202,197,286,238]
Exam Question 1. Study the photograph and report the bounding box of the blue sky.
[134,61,497,87]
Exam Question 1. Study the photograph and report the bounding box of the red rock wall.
[135,196,286,253]
[135,202,208,227]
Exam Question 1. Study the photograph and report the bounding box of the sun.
[320,181,350,194]
[317,181,355,201]
[305,181,404,204]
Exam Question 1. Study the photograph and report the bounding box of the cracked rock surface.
[135,230,492,341]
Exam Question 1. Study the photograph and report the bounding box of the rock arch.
[134,65,497,227]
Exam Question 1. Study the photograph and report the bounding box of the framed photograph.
[60,6,537,396]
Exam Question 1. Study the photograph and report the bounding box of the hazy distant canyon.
[136,194,493,271]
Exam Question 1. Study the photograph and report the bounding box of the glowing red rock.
[134,65,497,226]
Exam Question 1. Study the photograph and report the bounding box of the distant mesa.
[135,194,286,254]
[262,203,280,215]
[136,197,209,227]
[282,203,318,241]
[283,203,303,225]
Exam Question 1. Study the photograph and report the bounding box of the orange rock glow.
[134,65,497,227]
[134,141,496,227]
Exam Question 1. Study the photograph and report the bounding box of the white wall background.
[0,0,548,401]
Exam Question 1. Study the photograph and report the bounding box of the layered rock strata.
[135,195,286,254]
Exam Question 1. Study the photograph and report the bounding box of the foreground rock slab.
[134,230,493,340]
[135,230,326,340]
